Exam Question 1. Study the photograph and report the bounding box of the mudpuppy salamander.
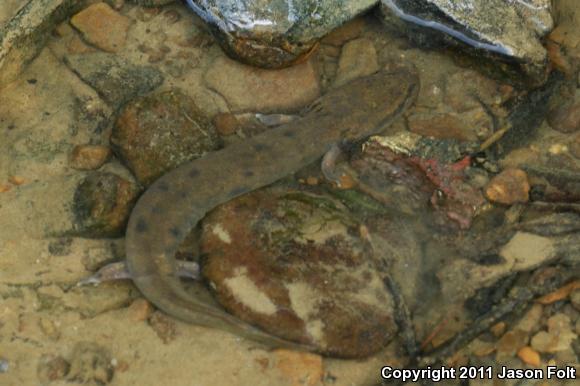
[124,67,419,350]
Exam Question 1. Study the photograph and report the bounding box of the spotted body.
[124,67,419,349]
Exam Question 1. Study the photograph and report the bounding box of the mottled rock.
[548,102,580,133]
[485,168,530,205]
[66,342,113,384]
[0,0,80,88]
[334,38,379,87]
[64,53,164,106]
[70,2,131,53]
[380,0,553,77]
[69,144,111,170]
[185,0,377,68]
[112,88,221,185]
[202,188,397,358]
[73,172,139,237]
[205,56,320,113]
[37,354,70,383]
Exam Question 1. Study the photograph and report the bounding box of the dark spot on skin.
[229,186,248,197]
[135,218,148,233]
[151,205,163,215]
[169,227,181,238]
[189,168,200,178]
[253,143,268,152]
[179,191,188,199]
[283,129,295,138]
[244,170,254,177]
[157,182,169,192]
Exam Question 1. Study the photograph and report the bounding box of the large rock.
[205,56,320,113]
[0,0,80,88]
[380,0,553,77]
[112,88,221,186]
[201,188,397,358]
[185,0,377,68]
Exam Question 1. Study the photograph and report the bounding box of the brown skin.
[124,66,419,351]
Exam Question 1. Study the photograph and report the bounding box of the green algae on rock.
[201,188,397,358]
[73,172,139,238]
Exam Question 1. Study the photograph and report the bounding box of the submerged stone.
[380,0,553,76]
[112,88,221,186]
[201,188,397,358]
[185,0,377,68]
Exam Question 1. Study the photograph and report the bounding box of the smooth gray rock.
[185,0,378,68]
[380,0,553,67]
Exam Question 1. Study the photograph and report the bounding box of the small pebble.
[128,298,153,322]
[338,174,356,189]
[490,322,506,337]
[485,168,530,205]
[305,176,319,186]
[69,145,111,170]
[537,281,580,305]
[517,346,541,367]
[213,112,240,136]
